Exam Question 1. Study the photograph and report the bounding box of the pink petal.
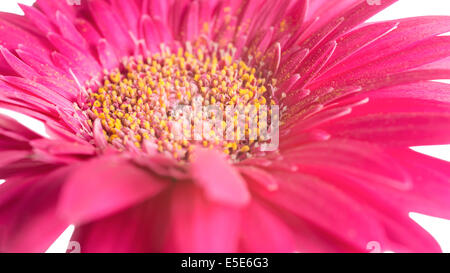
[320,98,450,146]
[58,156,167,225]
[55,11,88,49]
[19,4,55,34]
[365,81,450,103]
[313,36,450,89]
[165,182,242,252]
[251,170,386,252]
[0,167,72,252]
[47,32,101,76]
[0,46,39,79]
[388,149,450,219]
[87,0,133,56]
[239,201,298,252]
[190,148,250,207]
[324,16,450,80]
[0,17,50,53]
[69,192,172,253]
[96,39,119,70]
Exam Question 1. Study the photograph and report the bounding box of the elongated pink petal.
[87,0,133,56]
[165,182,242,252]
[387,149,450,219]
[55,11,88,49]
[0,17,50,53]
[320,98,450,146]
[47,32,101,76]
[96,39,118,70]
[325,16,450,78]
[0,167,72,252]
[190,148,250,207]
[20,4,55,34]
[240,201,297,252]
[251,170,386,251]
[58,156,167,224]
[313,36,450,89]
[0,46,39,79]
[366,81,450,103]
[69,192,172,253]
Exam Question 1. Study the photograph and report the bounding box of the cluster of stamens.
[85,42,274,161]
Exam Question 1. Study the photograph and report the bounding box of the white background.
[0,0,449,253]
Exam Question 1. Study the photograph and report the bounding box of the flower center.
[85,41,274,161]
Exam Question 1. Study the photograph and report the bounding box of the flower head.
[0,0,450,253]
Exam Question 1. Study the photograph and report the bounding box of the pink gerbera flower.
[0,0,450,253]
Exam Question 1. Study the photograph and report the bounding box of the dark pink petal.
[92,118,107,150]
[380,213,441,253]
[276,73,301,99]
[190,148,250,207]
[306,0,358,23]
[367,81,450,103]
[239,201,299,252]
[238,165,279,192]
[280,129,331,151]
[183,0,199,42]
[295,40,337,88]
[313,36,450,89]
[0,101,58,126]
[55,11,88,49]
[387,149,450,219]
[51,51,91,83]
[0,80,60,115]
[87,0,133,57]
[0,46,39,79]
[0,167,72,252]
[239,199,361,252]
[30,138,95,156]
[291,163,442,252]
[16,44,70,78]
[70,192,172,253]
[276,48,309,83]
[19,4,56,34]
[47,32,101,76]
[96,39,119,70]
[0,11,39,35]
[358,69,450,91]
[0,17,50,54]
[251,170,386,252]
[282,140,413,194]
[277,139,444,252]
[0,75,73,109]
[320,98,450,146]
[111,0,139,36]
[165,182,242,252]
[279,140,443,252]
[264,42,281,75]
[74,18,102,51]
[324,16,450,79]
[320,21,399,77]
[303,0,398,51]
[140,15,161,52]
[58,156,167,225]
[34,76,78,101]
[44,120,88,144]
[0,150,30,166]
[35,0,76,23]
